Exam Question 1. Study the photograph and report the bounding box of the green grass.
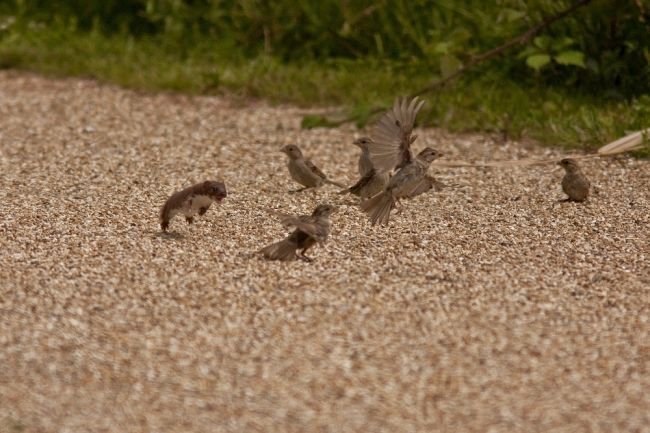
[1,24,648,155]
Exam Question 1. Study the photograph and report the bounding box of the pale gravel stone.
[0,71,649,433]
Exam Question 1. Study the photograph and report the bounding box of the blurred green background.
[1,0,649,150]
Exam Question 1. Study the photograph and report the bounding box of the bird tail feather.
[258,239,298,261]
[361,192,395,226]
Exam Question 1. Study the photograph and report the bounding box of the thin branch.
[410,0,593,98]
[319,0,593,127]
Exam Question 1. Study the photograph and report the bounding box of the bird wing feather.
[304,159,327,180]
[268,212,328,242]
[370,96,425,171]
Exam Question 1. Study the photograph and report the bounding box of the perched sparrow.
[259,204,335,262]
[558,158,590,202]
[339,168,390,198]
[353,137,374,177]
[281,145,344,192]
[361,148,442,225]
[159,180,227,231]
[368,96,426,172]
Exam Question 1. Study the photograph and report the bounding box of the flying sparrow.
[259,204,335,262]
[361,148,442,225]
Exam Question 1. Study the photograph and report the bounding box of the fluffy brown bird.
[281,145,344,192]
[341,137,389,198]
[159,180,227,231]
[361,148,442,225]
[353,137,374,177]
[259,204,335,262]
[558,158,590,202]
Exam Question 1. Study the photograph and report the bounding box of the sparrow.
[259,204,335,262]
[361,148,442,225]
[281,144,344,192]
[353,137,375,177]
[159,180,227,231]
[339,137,390,198]
[558,158,590,202]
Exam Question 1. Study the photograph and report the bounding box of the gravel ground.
[1,71,649,433]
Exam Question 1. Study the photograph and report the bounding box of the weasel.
[160,180,227,231]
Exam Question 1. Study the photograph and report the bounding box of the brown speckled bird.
[259,204,335,262]
[558,158,590,202]
[340,137,389,198]
[281,145,344,192]
[353,137,374,177]
[360,96,443,225]
[361,148,442,225]
[160,181,227,231]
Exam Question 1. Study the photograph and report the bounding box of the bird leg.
[298,246,313,262]
[394,199,404,214]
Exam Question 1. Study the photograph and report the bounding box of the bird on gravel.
[558,158,590,202]
[353,136,375,177]
[281,144,344,192]
[361,148,442,225]
[360,96,443,225]
[259,204,335,262]
[160,180,227,231]
[339,137,390,199]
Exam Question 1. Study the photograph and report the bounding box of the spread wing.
[346,169,376,194]
[403,175,447,199]
[304,159,328,180]
[370,96,425,171]
[269,212,328,242]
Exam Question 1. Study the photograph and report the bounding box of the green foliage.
[0,0,648,154]
[521,36,586,71]
[2,0,649,96]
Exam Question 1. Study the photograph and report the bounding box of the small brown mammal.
[558,158,590,202]
[281,145,344,192]
[160,180,227,231]
[259,204,335,262]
